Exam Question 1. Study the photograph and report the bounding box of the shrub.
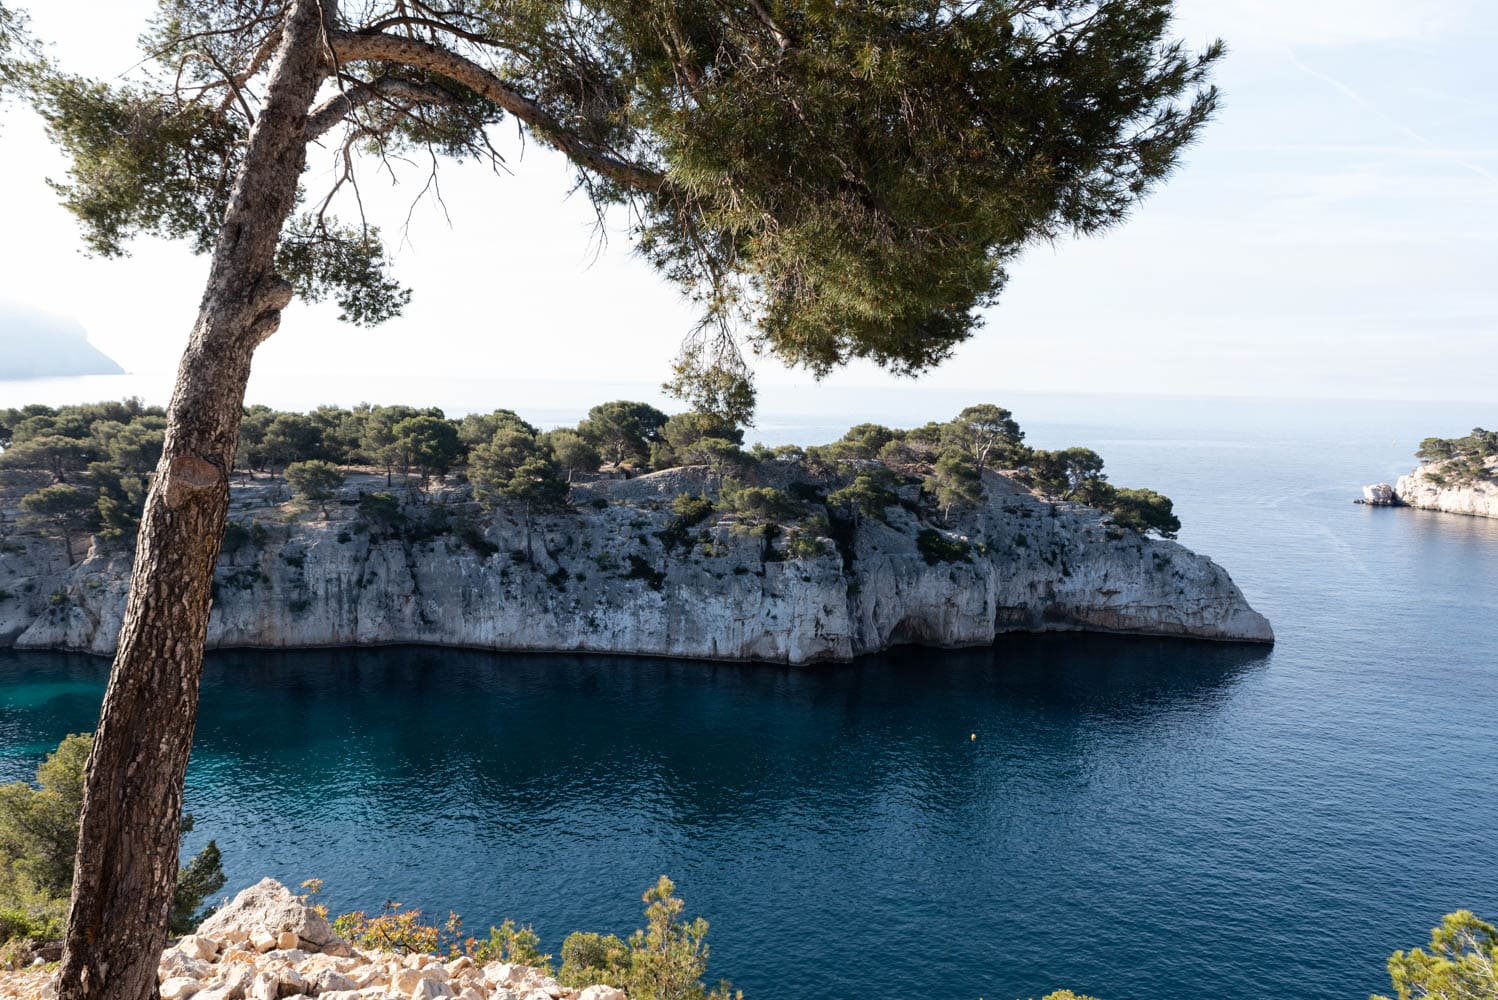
[625,555,666,591]
[470,918,549,967]
[222,520,252,552]
[916,528,971,565]
[332,903,442,955]
[559,931,629,988]
[358,491,406,530]
[671,493,714,527]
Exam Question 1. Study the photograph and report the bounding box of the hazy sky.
[0,0,1494,403]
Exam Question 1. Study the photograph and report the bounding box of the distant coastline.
[0,303,123,380]
[1361,427,1497,518]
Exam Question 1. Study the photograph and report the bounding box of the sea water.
[1,389,1495,1000]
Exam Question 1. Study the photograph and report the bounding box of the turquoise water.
[2,393,1496,1000]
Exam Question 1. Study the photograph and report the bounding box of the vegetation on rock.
[1416,428,1497,487]
[1,399,1186,558]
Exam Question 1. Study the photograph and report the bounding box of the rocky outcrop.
[0,468,1272,663]
[0,879,618,1000]
[1362,457,1498,518]
[197,879,345,956]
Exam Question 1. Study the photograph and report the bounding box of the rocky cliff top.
[1362,454,1498,519]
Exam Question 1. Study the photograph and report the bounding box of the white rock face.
[1362,483,1396,505]
[0,469,1272,660]
[1387,458,1498,518]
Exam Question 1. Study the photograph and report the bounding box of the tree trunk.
[57,5,327,1000]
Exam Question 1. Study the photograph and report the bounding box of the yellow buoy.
[970,733,977,741]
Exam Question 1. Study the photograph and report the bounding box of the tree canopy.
[25,0,1220,409]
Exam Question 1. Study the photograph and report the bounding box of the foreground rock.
[0,468,1272,661]
[196,879,344,955]
[0,880,622,1000]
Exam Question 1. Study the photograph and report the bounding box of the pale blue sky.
[0,0,1494,403]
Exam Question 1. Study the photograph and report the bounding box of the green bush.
[471,918,550,967]
[625,555,666,590]
[559,931,630,987]
[916,529,971,565]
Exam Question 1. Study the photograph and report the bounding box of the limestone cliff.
[0,468,1272,663]
[1363,456,1498,518]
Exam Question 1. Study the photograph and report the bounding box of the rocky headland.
[0,463,1271,662]
[1362,431,1498,518]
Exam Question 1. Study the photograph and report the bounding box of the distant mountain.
[0,303,125,379]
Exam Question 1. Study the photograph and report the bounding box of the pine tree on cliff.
[18,2,1220,998]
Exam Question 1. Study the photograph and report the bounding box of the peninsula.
[0,400,1273,661]
[1362,427,1497,518]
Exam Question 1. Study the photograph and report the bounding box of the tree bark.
[57,4,328,999]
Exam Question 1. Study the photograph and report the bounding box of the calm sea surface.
[1,386,1496,1000]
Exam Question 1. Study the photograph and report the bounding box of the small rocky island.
[0,400,1272,661]
[1362,427,1497,518]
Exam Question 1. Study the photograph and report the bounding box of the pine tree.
[17,3,1221,997]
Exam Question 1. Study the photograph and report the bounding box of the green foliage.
[659,412,745,463]
[28,72,246,256]
[1101,486,1180,539]
[23,0,1218,418]
[18,484,96,560]
[170,818,225,933]
[578,401,670,469]
[942,405,1025,472]
[332,903,442,955]
[916,528,971,565]
[0,734,225,943]
[661,340,757,428]
[827,469,899,523]
[1027,447,1106,498]
[826,423,902,461]
[394,416,463,483]
[0,434,94,482]
[926,453,984,519]
[284,459,345,515]
[0,3,30,101]
[623,876,737,1000]
[625,554,666,591]
[471,918,550,967]
[1414,428,1497,485]
[471,429,570,513]
[276,216,411,326]
[358,492,406,530]
[559,931,630,988]
[635,0,1220,385]
[660,493,717,551]
[459,409,538,448]
[559,877,737,1000]
[0,734,92,901]
[672,493,716,527]
[1375,910,1498,1000]
[543,429,602,481]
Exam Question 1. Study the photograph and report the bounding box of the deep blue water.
[2,392,1496,1000]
